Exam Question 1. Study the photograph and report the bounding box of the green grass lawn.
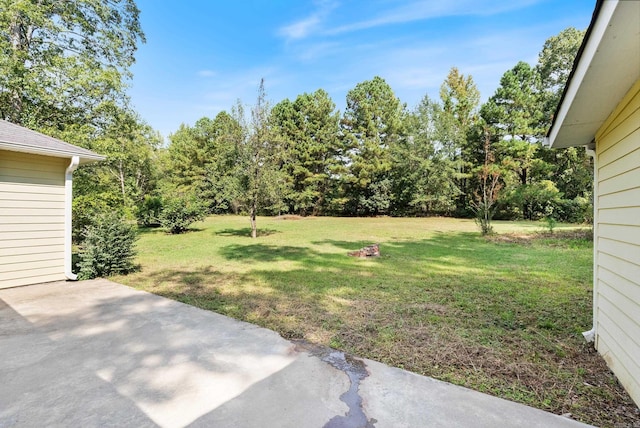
[114,215,638,427]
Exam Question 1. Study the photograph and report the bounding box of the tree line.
[151,27,591,231]
[0,1,591,238]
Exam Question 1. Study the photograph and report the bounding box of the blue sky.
[128,0,595,139]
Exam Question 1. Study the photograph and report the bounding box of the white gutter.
[547,0,619,147]
[64,156,80,280]
[582,145,597,343]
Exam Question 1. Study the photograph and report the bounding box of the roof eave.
[547,0,640,149]
[0,141,106,164]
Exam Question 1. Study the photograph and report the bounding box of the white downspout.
[65,156,80,280]
[582,144,597,343]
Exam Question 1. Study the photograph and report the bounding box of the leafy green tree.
[93,109,161,208]
[164,112,244,213]
[470,127,502,235]
[391,95,460,215]
[478,27,591,221]
[201,111,245,213]
[341,76,404,215]
[237,79,287,238]
[165,122,207,193]
[271,89,342,215]
[0,0,144,129]
[53,106,160,237]
[536,27,592,222]
[440,67,480,134]
[72,191,122,243]
[0,0,157,232]
[480,61,554,220]
[159,194,206,234]
[504,180,561,221]
[438,67,481,214]
[66,108,161,220]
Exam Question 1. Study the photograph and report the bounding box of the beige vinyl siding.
[594,79,640,405]
[0,150,67,288]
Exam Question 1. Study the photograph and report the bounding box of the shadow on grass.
[219,244,316,262]
[311,239,377,252]
[137,226,164,235]
[136,231,593,346]
[137,226,205,235]
[215,228,279,238]
[312,235,479,263]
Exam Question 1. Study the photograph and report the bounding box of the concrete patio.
[0,279,591,427]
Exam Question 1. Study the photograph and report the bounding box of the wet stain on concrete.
[293,340,376,428]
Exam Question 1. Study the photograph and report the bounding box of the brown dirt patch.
[274,214,306,220]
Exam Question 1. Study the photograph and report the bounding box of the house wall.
[0,150,67,288]
[594,78,640,405]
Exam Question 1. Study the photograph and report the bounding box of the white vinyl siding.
[0,150,67,288]
[594,79,640,405]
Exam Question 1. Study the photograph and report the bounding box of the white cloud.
[197,66,285,113]
[325,0,542,35]
[288,41,344,62]
[277,0,339,41]
[279,15,322,40]
[197,70,217,78]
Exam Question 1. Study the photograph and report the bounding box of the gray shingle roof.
[0,119,104,164]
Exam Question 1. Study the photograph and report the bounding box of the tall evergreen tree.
[201,111,245,213]
[537,27,586,128]
[438,67,481,214]
[164,112,244,213]
[341,76,404,215]
[271,89,342,215]
[481,61,543,142]
[391,95,460,215]
[165,119,212,194]
[536,27,592,222]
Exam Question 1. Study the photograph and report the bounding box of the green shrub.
[77,213,138,279]
[160,196,206,234]
[541,216,557,233]
[72,192,123,243]
[552,196,593,224]
[136,195,163,227]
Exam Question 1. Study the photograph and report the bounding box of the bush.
[541,216,557,233]
[77,213,138,280]
[160,196,206,234]
[136,195,163,227]
[552,196,593,223]
[72,192,123,243]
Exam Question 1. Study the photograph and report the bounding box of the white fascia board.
[0,141,105,164]
[547,0,619,148]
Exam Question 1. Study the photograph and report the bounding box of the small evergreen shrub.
[136,195,163,227]
[542,216,557,233]
[160,196,206,234]
[78,213,138,279]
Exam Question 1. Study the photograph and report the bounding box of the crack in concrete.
[293,340,376,428]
